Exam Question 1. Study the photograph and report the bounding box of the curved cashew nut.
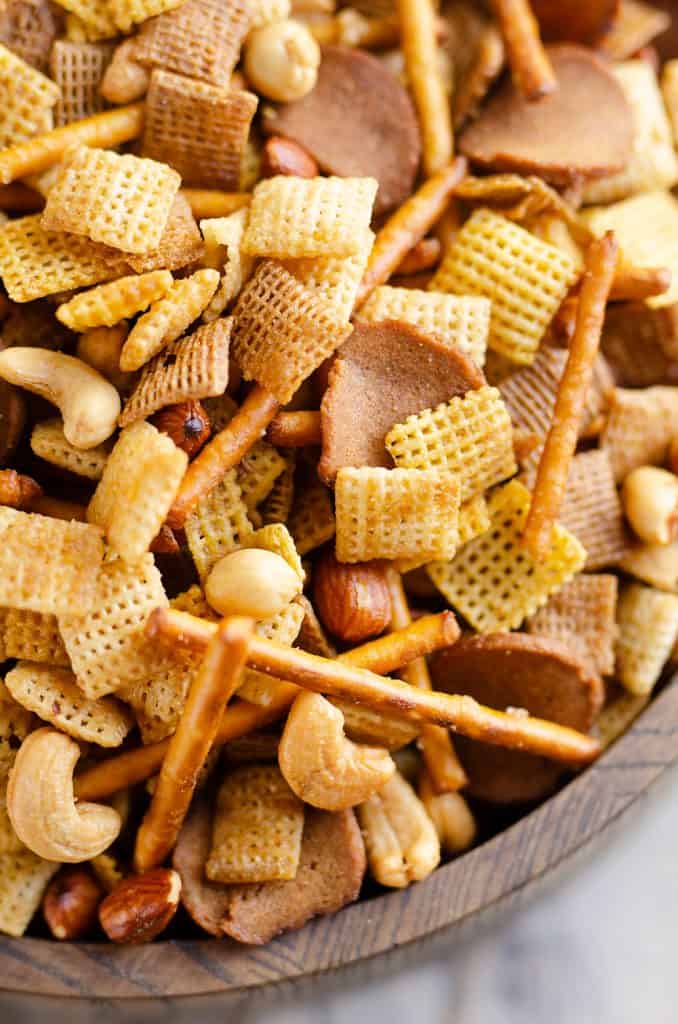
[7,728,122,862]
[357,772,440,888]
[418,770,476,855]
[0,348,120,449]
[278,691,395,811]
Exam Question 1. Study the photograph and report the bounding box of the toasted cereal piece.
[51,0,116,37]
[108,0,182,32]
[5,662,133,747]
[602,302,678,388]
[615,583,678,695]
[248,0,290,27]
[427,479,586,633]
[0,850,59,936]
[88,421,187,564]
[526,573,618,678]
[0,682,34,781]
[385,386,516,503]
[170,585,218,621]
[241,523,303,581]
[0,508,102,615]
[595,687,650,749]
[143,70,258,191]
[556,450,627,571]
[662,59,678,147]
[122,653,196,744]
[49,40,113,127]
[41,146,180,255]
[335,467,460,564]
[600,386,678,482]
[200,208,255,320]
[0,42,60,147]
[296,593,336,659]
[0,0,62,73]
[242,175,378,259]
[0,607,68,666]
[235,443,287,513]
[134,0,251,86]
[283,228,374,323]
[30,418,109,481]
[601,0,671,61]
[235,598,306,706]
[185,469,254,580]
[336,701,419,750]
[232,261,353,404]
[126,193,205,274]
[429,209,580,365]
[0,785,24,855]
[119,269,220,372]
[288,478,335,556]
[56,270,173,332]
[205,764,304,884]
[261,451,295,525]
[618,537,678,592]
[457,494,491,548]
[119,319,231,427]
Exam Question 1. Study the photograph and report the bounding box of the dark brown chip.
[459,45,634,185]
[530,0,619,45]
[430,633,603,805]
[173,797,366,944]
[602,302,678,388]
[319,319,485,483]
[261,45,420,217]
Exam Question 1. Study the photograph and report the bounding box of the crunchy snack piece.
[88,422,187,564]
[662,58,678,147]
[615,583,678,695]
[557,450,627,571]
[49,40,113,127]
[236,445,287,514]
[232,261,353,405]
[385,386,516,503]
[398,0,451,174]
[0,607,68,667]
[335,467,460,564]
[428,479,586,633]
[457,494,491,548]
[126,193,204,275]
[261,451,295,525]
[236,600,306,707]
[31,418,110,481]
[489,0,556,102]
[241,523,303,582]
[336,702,418,751]
[0,42,60,148]
[601,0,671,60]
[185,470,253,580]
[0,683,34,781]
[288,478,335,556]
[296,593,336,659]
[143,71,258,191]
[595,687,650,749]
[201,208,254,321]
[0,0,62,72]
[56,270,173,331]
[0,850,59,937]
[527,573,618,679]
[51,0,116,37]
[41,147,180,255]
[600,386,678,482]
[108,0,182,33]
[602,302,678,388]
[619,538,678,592]
[283,227,374,323]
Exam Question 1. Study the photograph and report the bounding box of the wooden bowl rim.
[1,678,676,1001]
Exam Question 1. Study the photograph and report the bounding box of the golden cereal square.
[596,688,649,749]
[457,494,491,548]
[200,207,254,321]
[51,0,117,37]
[0,686,33,782]
[31,418,110,480]
[41,146,181,255]
[261,451,296,526]
[0,0,62,73]
[108,0,182,32]
[56,270,173,331]
[247,0,289,27]
[126,193,205,274]
[283,228,374,322]
[235,598,306,705]
[429,209,580,365]
[288,477,335,556]
[236,442,287,513]
[49,40,114,127]
[241,523,304,581]
[0,851,59,937]
[600,386,678,482]
[0,607,69,666]
[185,469,254,580]
[527,573,618,678]
[557,450,628,571]
[242,175,378,259]
[615,584,678,695]
[0,42,60,147]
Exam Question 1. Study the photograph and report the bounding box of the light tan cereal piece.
[185,470,254,580]
[0,508,102,615]
[427,479,586,633]
[261,451,295,525]
[595,688,650,749]
[201,208,254,321]
[232,261,353,404]
[119,319,231,427]
[0,850,59,936]
[0,43,59,147]
[288,477,335,556]
[31,418,109,481]
[385,386,516,503]
[527,573,618,679]
[49,40,113,127]
[201,391,238,432]
[108,0,182,32]
[170,585,218,621]
[248,0,290,28]
[5,662,133,747]
[41,146,181,255]
[88,421,187,564]
[429,209,580,365]
[125,193,205,274]
[600,386,678,482]
[357,286,490,367]
[662,59,678,147]
[119,269,220,372]
[457,494,491,548]
[0,785,24,856]
[283,228,374,322]
[236,599,306,706]
[122,655,195,744]
[241,523,303,581]
[296,594,336,659]
[143,70,258,191]
[335,702,418,751]
[206,765,304,884]
[615,583,678,695]
[52,0,116,37]
[134,0,251,86]
[243,175,378,259]
[0,0,62,73]
[556,450,627,571]
[335,467,460,564]
[601,0,671,61]
[236,443,286,513]
[618,538,678,592]
[56,270,173,332]
[0,682,34,781]
[0,608,69,667]
[58,553,169,698]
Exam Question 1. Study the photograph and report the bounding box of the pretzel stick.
[167,384,280,528]
[609,265,671,302]
[489,0,556,102]
[75,611,460,800]
[523,231,619,558]
[396,237,441,276]
[180,189,251,219]
[386,569,466,792]
[0,183,44,211]
[354,158,467,308]
[0,104,145,185]
[134,615,253,871]
[267,410,322,447]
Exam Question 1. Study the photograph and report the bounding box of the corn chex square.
[0,42,60,147]
[241,523,304,582]
[31,418,110,480]
[261,452,295,526]
[0,607,69,666]
[236,599,305,706]
[283,228,374,322]
[615,583,678,695]
[49,40,114,127]
[108,0,183,32]
[0,851,59,937]
[56,270,173,331]
[51,0,117,37]
[236,442,287,513]
[126,193,205,274]
[0,683,33,782]
[201,207,255,321]
[527,573,618,679]
[185,469,254,580]
[287,477,335,556]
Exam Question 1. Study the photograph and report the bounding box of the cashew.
[0,348,120,449]
[418,770,476,855]
[7,728,121,862]
[357,772,440,888]
[100,39,150,104]
[278,691,395,810]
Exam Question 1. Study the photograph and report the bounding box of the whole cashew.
[357,772,440,888]
[0,348,121,449]
[7,728,122,862]
[278,691,395,811]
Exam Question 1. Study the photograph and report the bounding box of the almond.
[152,400,211,458]
[98,867,181,944]
[312,547,391,643]
[261,135,319,179]
[0,468,42,509]
[43,866,104,941]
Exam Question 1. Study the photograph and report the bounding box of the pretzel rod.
[167,383,280,528]
[398,0,453,176]
[609,265,671,302]
[489,0,557,102]
[75,611,460,801]
[354,158,467,308]
[0,104,145,185]
[551,293,579,345]
[523,231,619,558]
[0,469,42,509]
[267,410,322,447]
[0,183,44,211]
[385,568,467,792]
[395,237,441,276]
[134,616,253,872]
[307,12,447,49]
[180,189,251,219]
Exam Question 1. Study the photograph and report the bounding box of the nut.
[0,348,121,449]
[77,323,132,392]
[43,866,104,940]
[261,135,319,179]
[0,468,42,509]
[418,771,476,855]
[205,547,302,619]
[98,868,181,944]
[278,691,395,810]
[152,400,211,458]
[7,728,121,862]
[244,19,320,102]
[622,465,678,545]
[313,548,391,642]
[100,38,150,104]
